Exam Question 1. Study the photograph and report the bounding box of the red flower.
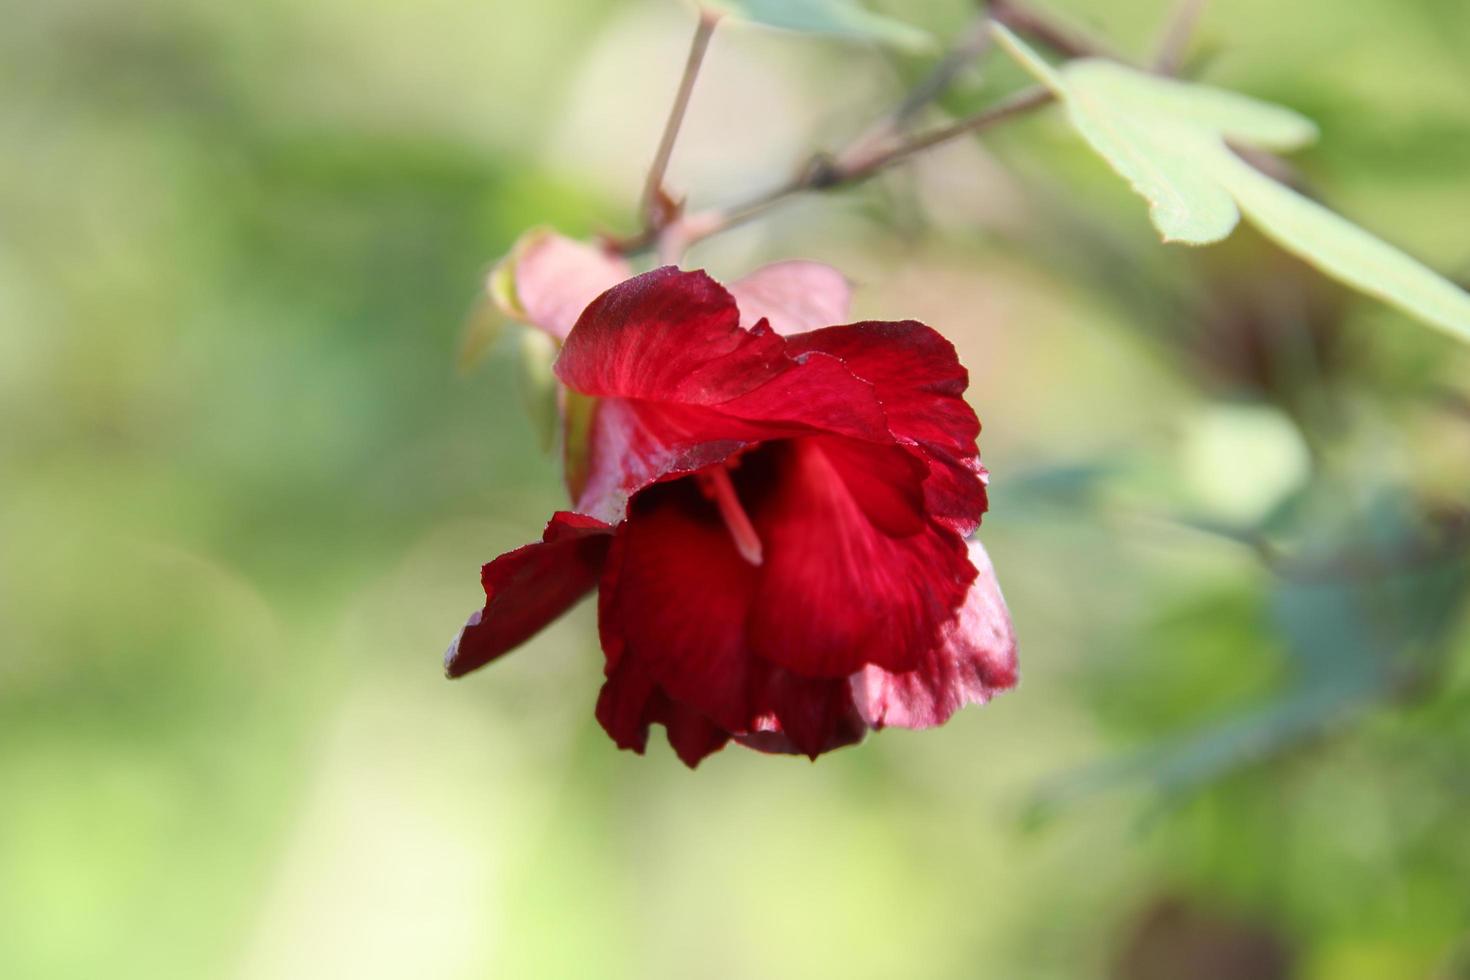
[447,265,1017,766]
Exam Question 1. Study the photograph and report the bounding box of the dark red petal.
[748,437,975,678]
[787,321,987,533]
[736,664,868,759]
[514,232,632,341]
[658,698,732,767]
[595,654,658,754]
[595,657,732,768]
[444,512,613,678]
[850,540,1018,730]
[728,260,852,336]
[596,478,760,733]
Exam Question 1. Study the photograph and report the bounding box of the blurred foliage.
[2,0,1469,979]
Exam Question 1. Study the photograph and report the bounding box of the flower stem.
[611,1,1207,258]
[836,14,996,174]
[661,85,1053,251]
[1152,0,1210,75]
[640,9,719,235]
[985,0,1120,62]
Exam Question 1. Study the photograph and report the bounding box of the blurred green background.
[3,0,1469,977]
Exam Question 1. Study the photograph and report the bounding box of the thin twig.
[664,85,1054,252]
[847,85,1052,177]
[837,16,995,172]
[987,0,1119,61]
[640,10,718,232]
[1152,0,1209,75]
[611,0,1207,258]
[1155,509,1470,582]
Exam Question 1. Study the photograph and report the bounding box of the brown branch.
[611,0,1210,258]
[845,85,1052,177]
[650,85,1054,253]
[986,0,1120,61]
[1152,0,1210,75]
[837,15,996,171]
[639,10,719,233]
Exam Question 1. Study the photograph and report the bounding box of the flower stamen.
[700,465,764,566]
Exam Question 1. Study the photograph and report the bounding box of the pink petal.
[514,232,632,341]
[444,512,613,678]
[850,539,1018,730]
[728,260,852,336]
[748,437,975,678]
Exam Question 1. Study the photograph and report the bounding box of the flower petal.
[558,267,784,404]
[571,397,751,524]
[850,539,1018,729]
[558,269,888,432]
[559,269,893,523]
[597,477,761,733]
[513,232,632,341]
[748,438,975,677]
[444,512,614,678]
[787,321,987,533]
[728,260,853,336]
[736,664,868,759]
[595,657,731,768]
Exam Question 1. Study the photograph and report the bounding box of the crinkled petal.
[571,397,751,524]
[559,269,893,523]
[748,438,975,677]
[444,512,614,678]
[570,352,899,524]
[785,320,976,451]
[597,478,760,733]
[735,664,868,759]
[787,321,987,533]
[514,232,631,341]
[595,657,731,768]
[851,540,1018,730]
[558,267,785,404]
[729,260,852,336]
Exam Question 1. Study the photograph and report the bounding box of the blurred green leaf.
[993,24,1470,346]
[703,0,935,52]
[488,249,524,318]
[455,294,511,375]
[1030,664,1386,825]
[455,246,525,374]
[562,389,597,504]
[517,326,561,453]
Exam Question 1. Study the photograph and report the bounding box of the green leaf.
[517,326,561,453]
[454,244,524,374]
[703,0,934,52]
[992,24,1470,346]
[562,389,598,504]
[455,294,509,375]
[486,249,523,319]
